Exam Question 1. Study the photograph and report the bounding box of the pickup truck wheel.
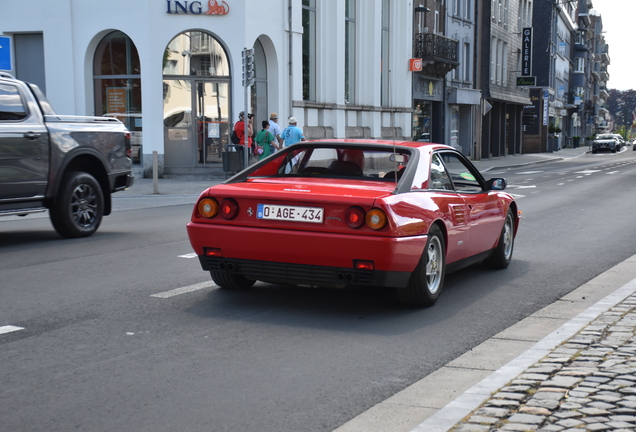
[50,172,104,238]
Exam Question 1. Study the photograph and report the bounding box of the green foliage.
[616,125,629,139]
[607,89,636,128]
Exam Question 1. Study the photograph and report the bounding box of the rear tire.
[396,225,445,307]
[210,271,255,290]
[484,209,515,269]
[50,172,104,238]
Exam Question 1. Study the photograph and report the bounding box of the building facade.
[0,0,413,178]
[478,0,531,158]
[589,8,611,134]
[445,0,482,158]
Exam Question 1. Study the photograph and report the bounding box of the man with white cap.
[281,116,306,147]
[268,113,283,149]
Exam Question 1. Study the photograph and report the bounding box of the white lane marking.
[509,185,536,189]
[516,171,543,174]
[558,183,565,186]
[508,193,526,199]
[0,325,24,335]
[151,281,217,298]
[178,253,198,259]
[607,171,619,175]
[575,170,601,175]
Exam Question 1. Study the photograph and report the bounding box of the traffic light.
[242,48,254,87]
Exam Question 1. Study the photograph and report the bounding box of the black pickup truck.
[0,73,134,238]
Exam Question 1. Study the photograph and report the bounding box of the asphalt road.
[1,149,635,432]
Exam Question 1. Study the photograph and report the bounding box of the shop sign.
[0,36,12,71]
[107,88,127,114]
[166,0,229,15]
[543,90,549,126]
[409,58,422,72]
[413,76,442,101]
[516,76,536,86]
[521,28,532,76]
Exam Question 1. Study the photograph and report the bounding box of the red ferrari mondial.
[187,139,520,307]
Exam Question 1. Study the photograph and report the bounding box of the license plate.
[257,204,324,223]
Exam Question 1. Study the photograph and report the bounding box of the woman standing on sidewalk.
[255,120,278,160]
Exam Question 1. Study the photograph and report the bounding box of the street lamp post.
[414,4,430,34]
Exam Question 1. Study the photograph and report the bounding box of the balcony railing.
[413,33,459,78]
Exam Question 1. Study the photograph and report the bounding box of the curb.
[412,274,636,432]
[479,157,565,172]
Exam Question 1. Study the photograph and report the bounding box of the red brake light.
[219,198,239,220]
[204,248,222,257]
[354,260,374,270]
[345,206,366,229]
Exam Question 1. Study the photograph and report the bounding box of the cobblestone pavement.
[450,291,636,432]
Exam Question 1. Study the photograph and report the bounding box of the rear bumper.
[111,172,135,192]
[199,256,412,288]
[187,222,427,288]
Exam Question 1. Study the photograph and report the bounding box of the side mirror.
[488,178,507,191]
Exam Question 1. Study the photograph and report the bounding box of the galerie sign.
[521,28,532,76]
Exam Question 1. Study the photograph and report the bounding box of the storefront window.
[413,101,431,141]
[93,31,142,164]
[162,32,231,167]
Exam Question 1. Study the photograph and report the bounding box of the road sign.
[0,36,12,71]
[481,99,492,116]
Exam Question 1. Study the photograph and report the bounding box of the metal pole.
[152,150,159,194]
[244,77,249,169]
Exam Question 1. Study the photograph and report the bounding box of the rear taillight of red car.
[197,198,218,218]
[345,207,366,228]
[196,197,239,220]
[345,206,387,230]
[219,198,239,220]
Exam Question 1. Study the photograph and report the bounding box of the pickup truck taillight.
[124,132,132,158]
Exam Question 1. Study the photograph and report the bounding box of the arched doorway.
[162,31,230,167]
[93,31,142,164]
[251,40,268,126]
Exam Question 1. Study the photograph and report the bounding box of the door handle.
[24,132,41,140]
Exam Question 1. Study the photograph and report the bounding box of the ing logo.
[166,0,230,15]
[206,0,229,15]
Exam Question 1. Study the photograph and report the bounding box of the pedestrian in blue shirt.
[281,117,306,147]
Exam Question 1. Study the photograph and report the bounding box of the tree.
[607,89,636,128]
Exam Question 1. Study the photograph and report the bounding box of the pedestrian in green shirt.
[255,120,278,160]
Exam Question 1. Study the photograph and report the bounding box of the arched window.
[163,31,229,77]
[93,31,142,163]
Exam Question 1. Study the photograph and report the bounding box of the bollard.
[153,151,159,194]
